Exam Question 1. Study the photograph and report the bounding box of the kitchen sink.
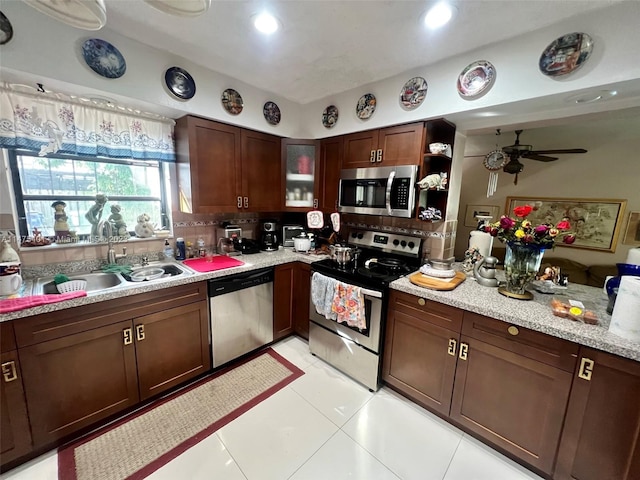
[35,272,126,295]
[122,262,194,282]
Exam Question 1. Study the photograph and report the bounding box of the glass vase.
[500,242,545,300]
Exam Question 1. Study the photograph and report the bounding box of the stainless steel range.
[309,230,423,391]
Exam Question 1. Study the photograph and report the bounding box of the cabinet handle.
[313,198,318,208]
[459,342,469,361]
[370,150,376,163]
[237,196,242,208]
[447,339,457,356]
[135,324,146,341]
[376,149,383,162]
[123,328,133,345]
[507,325,519,336]
[1,361,18,382]
[417,298,426,306]
[244,196,249,209]
[578,357,594,381]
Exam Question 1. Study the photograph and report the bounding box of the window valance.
[0,84,176,162]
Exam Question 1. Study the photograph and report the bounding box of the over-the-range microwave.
[338,165,418,218]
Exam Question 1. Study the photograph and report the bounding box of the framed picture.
[464,204,500,227]
[505,197,627,252]
[622,211,640,246]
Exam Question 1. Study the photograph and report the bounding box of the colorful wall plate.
[400,77,428,110]
[356,93,377,120]
[322,105,339,128]
[164,66,196,100]
[263,101,281,125]
[222,88,243,115]
[457,60,496,98]
[82,39,126,79]
[539,32,594,77]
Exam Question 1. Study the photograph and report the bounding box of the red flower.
[563,234,576,244]
[513,205,533,218]
[556,220,571,230]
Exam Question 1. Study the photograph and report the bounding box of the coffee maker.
[260,221,279,251]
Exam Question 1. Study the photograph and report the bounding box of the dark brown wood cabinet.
[554,347,640,480]
[274,263,295,340]
[382,290,463,416]
[293,263,311,339]
[176,115,281,213]
[14,283,210,449]
[317,137,342,212]
[1,321,32,470]
[342,122,425,168]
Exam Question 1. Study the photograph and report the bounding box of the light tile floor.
[2,336,544,480]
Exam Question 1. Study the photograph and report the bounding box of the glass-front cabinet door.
[282,139,319,210]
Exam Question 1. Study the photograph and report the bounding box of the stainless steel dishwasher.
[208,267,274,367]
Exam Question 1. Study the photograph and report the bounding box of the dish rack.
[56,279,87,293]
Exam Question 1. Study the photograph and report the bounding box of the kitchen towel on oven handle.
[332,282,366,330]
[311,271,338,320]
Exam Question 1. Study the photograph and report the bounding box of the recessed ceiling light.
[253,12,279,34]
[424,2,454,29]
[565,90,618,104]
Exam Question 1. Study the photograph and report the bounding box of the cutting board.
[408,271,466,291]
[182,256,245,273]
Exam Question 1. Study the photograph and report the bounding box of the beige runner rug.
[58,348,304,480]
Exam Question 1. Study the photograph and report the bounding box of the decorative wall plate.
[164,66,196,99]
[263,101,281,125]
[457,60,496,98]
[0,11,13,45]
[399,77,428,110]
[322,105,339,128]
[356,93,376,120]
[82,38,126,79]
[221,88,243,115]
[539,32,594,77]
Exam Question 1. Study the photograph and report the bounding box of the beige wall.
[455,111,640,265]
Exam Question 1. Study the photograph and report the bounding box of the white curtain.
[0,84,175,161]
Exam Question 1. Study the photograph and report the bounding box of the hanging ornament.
[483,150,507,197]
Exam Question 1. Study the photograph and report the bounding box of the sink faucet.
[98,220,127,264]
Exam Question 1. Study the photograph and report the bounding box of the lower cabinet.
[1,349,32,469]
[274,262,311,341]
[293,263,311,339]
[554,347,640,480]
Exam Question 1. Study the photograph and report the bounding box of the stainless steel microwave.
[338,165,418,218]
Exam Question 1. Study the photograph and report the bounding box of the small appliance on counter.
[260,221,280,251]
[232,237,261,254]
[282,225,305,247]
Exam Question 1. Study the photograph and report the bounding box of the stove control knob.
[351,233,357,238]
[393,239,400,246]
[400,240,407,248]
[357,233,364,239]
[408,241,415,249]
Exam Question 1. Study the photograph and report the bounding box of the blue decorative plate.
[400,77,428,110]
[322,105,339,128]
[263,101,281,125]
[165,67,196,100]
[81,38,126,79]
[356,93,376,120]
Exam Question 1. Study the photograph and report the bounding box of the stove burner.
[369,257,407,270]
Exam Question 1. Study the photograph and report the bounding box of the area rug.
[58,348,304,480]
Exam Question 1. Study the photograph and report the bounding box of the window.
[8,150,169,240]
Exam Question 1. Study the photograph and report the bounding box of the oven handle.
[361,287,383,298]
[385,170,395,216]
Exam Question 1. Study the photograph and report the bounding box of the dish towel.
[311,272,338,320]
[331,282,366,330]
[0,291,87,313]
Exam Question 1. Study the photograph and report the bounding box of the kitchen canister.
[0,262,22,296]
[609,276,640,342]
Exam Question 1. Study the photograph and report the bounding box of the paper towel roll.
[609,276,640,342]
[469,231,494,259]
[626,247,640,266]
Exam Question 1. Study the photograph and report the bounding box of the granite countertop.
[390,268,640,362]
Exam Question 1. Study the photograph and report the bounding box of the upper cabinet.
[342,122,425,169]
[317,137,342,212]
[282,139,319,210]
[176,116,281,213]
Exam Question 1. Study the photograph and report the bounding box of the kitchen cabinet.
[14,283,209,448]
[1,323,32,471]
[554,347,640,480]
[282,139,319,210]
[293,263,311,339]
[316,137,342,212]
[382,290,463,416]
[274,262,311,340]
[176,115,281,213]
[342,122,425,169]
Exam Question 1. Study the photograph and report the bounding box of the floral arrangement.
[483,204,576,249]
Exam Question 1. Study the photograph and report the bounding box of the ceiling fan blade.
[523,153,558,162]
[529,148,588,154]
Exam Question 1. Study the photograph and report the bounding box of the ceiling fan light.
[143,0,211,17]
[22,0,106,30]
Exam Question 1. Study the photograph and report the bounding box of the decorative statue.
[134,213,155,238]
[107,204,129,239]
[85,194,108,240]
[51,200,70,241]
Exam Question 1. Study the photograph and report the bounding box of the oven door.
[308,283,383,353]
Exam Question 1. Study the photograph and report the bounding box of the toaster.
[282,225,305,247]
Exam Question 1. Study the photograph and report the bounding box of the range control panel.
[349,230,422,258]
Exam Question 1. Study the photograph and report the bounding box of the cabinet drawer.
[15,282,208,347]
[389,290,463,332]
[462,312,578,372]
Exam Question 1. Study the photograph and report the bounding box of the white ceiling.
[104,0,620,105]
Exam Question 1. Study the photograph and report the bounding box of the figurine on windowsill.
[134,213,154,238]
[85,194,108,240]
[51,200,70,242]
[107,204,129,239]
[20,228,52,247]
